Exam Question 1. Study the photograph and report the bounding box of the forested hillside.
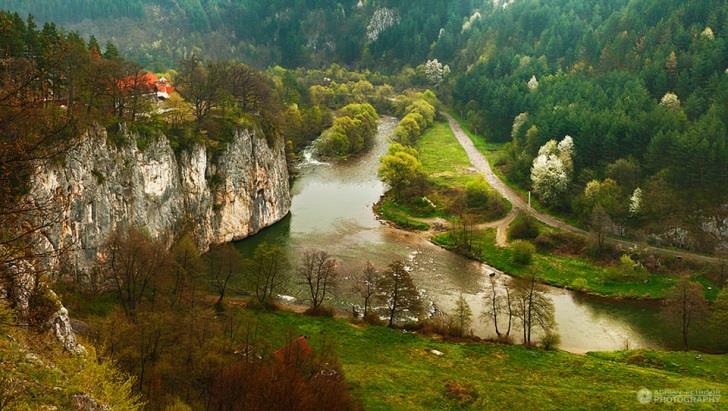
[0,0,476,70]
[2,0,727,248]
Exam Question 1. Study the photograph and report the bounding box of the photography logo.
[637,388,653,404]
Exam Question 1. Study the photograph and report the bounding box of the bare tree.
[511,272,555,346]
[99,227,170,318]
[482,273,513,338]
[298,250,339,311]
[662,277,709,350]
[377,260,422,327]
[249,243,289,307]
[351,261,380,318]
[206,244,242,307]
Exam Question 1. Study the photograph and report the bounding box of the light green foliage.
[511,240,536,265]
[317,103,379,158]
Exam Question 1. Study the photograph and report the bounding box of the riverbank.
[218,306,727,410]
[373,120,510,230]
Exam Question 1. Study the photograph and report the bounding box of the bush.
[511,240,535,265]
[465,180,490,210]
[509,213,540,240]
[534,231,586,254]
[27,288,60,329]
[540,332,561,351]
[571,278,588,290]
[444,381,479,406]
[605,255,650,284]
[304,306,335,317]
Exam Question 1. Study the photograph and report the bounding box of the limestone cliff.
[32,126,290,272]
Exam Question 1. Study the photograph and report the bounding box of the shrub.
[509,213,540,240]
[27,288,60,330]
[511,240,536,265]
[465,180,490,210]
[534,231,586,254]
[540,332,561,351]
[304,306,335,317]
[571,278,588,290]
[605,254,650,283]
[444,381,479,406]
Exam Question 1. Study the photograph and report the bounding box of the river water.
[236,117,667,353]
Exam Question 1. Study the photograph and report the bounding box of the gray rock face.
[32,126,290,272]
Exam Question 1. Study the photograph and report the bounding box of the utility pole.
[528,191,531,208]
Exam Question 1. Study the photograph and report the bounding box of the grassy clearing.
[589,350,728,384]
[375,196,430,231]
[376,120,510,228]
[237,308,727,410]
[417,121,486,188]
[432,229,681,299]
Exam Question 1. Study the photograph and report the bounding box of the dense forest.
[2,0,727,251]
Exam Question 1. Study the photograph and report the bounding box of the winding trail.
[443,113,723,265]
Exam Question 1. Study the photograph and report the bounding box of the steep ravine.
[32,126,291,273]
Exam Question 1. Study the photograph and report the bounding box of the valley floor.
[229,307,727,410]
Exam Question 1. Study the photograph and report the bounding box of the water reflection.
[236,118,669,353]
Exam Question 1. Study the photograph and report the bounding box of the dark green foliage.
[509,213,540,241]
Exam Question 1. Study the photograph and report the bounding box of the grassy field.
[432,229,682,300]
[376,121,509,228]
[417,121,488,188]
[237,308,727,410]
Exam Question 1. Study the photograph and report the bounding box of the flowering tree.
[629,187,642,216]
[660,92,680,110]
[531,136,574,206]
[367,8,400,42]
[527,75,539,91]
[424,59,450,85]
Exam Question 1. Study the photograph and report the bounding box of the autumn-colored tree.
[662,278,709,350]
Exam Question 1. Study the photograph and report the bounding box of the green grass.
[237,308,728,410]
[417,121,485,188]
[376,121,510,228]
[433,229,680,299]
[589,350,728,384]
[375,196,430,231]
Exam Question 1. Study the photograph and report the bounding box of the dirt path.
[443,113,723,265]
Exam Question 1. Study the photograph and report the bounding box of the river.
[236,117,671,354]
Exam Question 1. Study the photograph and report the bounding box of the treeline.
[0,0,479,70]
[316,103,379,158]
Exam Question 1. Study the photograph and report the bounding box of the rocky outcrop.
[32,126,290,273]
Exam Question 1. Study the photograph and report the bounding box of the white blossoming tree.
[527,75,539,91]
[531,136,574,206]
[629,187,642,216]
[660,92,680,110]
[367,8,400,42]
[701,27,715,40]
[424,59,450,85]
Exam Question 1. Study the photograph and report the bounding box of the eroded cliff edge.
[32,126,291,272]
